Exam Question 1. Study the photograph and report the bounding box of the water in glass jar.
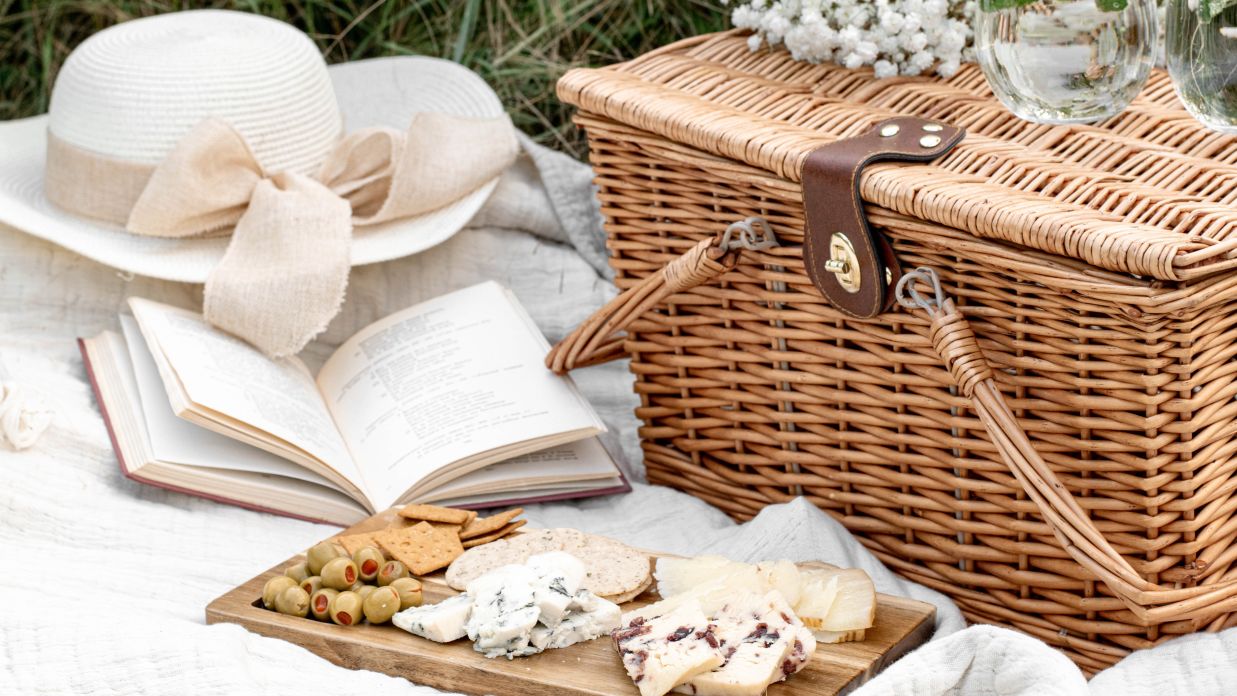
[975,0,1158,124]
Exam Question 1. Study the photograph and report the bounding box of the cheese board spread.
[206,506,937,695]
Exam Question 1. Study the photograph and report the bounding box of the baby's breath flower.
[727,0,974,77]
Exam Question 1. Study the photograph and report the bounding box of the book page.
[128,298,367,498]
[316,282,605,510]
[119,316,341,488]
[420,438,621,500]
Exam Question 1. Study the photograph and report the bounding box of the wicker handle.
[897,268,1237,626]
[546,220,766,373]
[549,234,1237,625]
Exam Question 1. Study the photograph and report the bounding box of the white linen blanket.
[2,130,1236,696]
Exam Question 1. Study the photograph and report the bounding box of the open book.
[80,282,629,526]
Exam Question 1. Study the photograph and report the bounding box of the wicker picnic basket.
[545,30,1237,670]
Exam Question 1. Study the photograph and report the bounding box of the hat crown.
[47,10,341,176]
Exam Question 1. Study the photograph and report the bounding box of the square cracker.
[460,508,524,540]
[397,504,472,525]
[336,531,380,557]
[376,521,464,575]
[462,519,527,548]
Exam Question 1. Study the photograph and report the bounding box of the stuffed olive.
[284,561,311,583]
[275,586,310,618]
[321,557,358,590]
[377,560,409,586]
[310,588,338,621]
[306,541,345,576]
[262,576,298,610]
[353,547,384,582]
[389,577,424,610]
[363,586,400,624]
[329,591,363,626]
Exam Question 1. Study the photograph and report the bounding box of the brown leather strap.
[802,117,964,318]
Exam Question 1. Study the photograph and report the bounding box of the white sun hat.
[0,10,517,356]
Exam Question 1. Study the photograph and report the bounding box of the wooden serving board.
[206,510,935,695]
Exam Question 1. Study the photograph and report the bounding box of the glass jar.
[1166,0,1237,134]
[974,0,1159,124]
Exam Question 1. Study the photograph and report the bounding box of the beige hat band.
[44,133,157,226]
[42,112,519,357]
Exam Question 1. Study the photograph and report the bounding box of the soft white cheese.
[392,592,472,643]
[613,598,726,696]
[527,551,586,628]
[394,553,618,660]
[466,564,542,659]
[529,589,621,651]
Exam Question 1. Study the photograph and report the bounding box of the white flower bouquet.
[725,0,975,77]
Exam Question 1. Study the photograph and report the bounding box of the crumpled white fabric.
[3,130,1237,696]
[0,380,52,449]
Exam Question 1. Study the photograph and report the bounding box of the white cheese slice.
[527,551,587,628]
[392,593,472,643]
[466,564,542,659]
[530,589,621,651]
[613,598,726,696]
[674,590,817,696]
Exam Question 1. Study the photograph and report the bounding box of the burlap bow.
[45,113,518,357]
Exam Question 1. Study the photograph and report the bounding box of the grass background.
[0,0,726,157]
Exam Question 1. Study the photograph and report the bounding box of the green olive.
[262,576,298,610]
[284,561,310,583]
[377,560,409,586]
[329,591,363,626]
[307,542,346,576]
[389,577,424,610]
[300,576,323,596]
[355,585,377,603]
[363,586,400,624]
[353,547,385,582]
[348,581,366,593]
[310,588,339,621]
[275,586,310,617]
[321,557,359,590]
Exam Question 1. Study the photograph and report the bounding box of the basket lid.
[558,31,1237,283]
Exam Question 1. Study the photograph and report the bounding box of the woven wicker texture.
[557,30,1237,671]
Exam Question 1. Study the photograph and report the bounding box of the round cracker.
[445,537,516,590]
[505,527,587,555]
[575,536,651,597]
[602,573,654,605]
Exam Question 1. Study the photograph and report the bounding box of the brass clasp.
[826,232,861,293]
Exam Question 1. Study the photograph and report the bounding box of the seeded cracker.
[459,507,523,540]
[376,521,464,575]
[335,531,380,557]
[396,503,472,525]
[461,519,527,548]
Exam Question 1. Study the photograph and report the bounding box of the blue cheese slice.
[674,591,817,696]
[466,564,542,659]
[530,589,621,651]
[392,592,472,643]
[612,598,726,696]
[527,551,587,628]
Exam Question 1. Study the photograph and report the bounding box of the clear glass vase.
[974,0,1159,124]
[1166,0,1237,134]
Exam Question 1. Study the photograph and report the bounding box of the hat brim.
[0,56,505,284]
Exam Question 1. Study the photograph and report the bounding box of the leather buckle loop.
[801,116,965,318]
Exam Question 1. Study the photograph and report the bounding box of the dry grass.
[0,0,726,157]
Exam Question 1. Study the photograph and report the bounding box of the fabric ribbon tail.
[204,173,352,358]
